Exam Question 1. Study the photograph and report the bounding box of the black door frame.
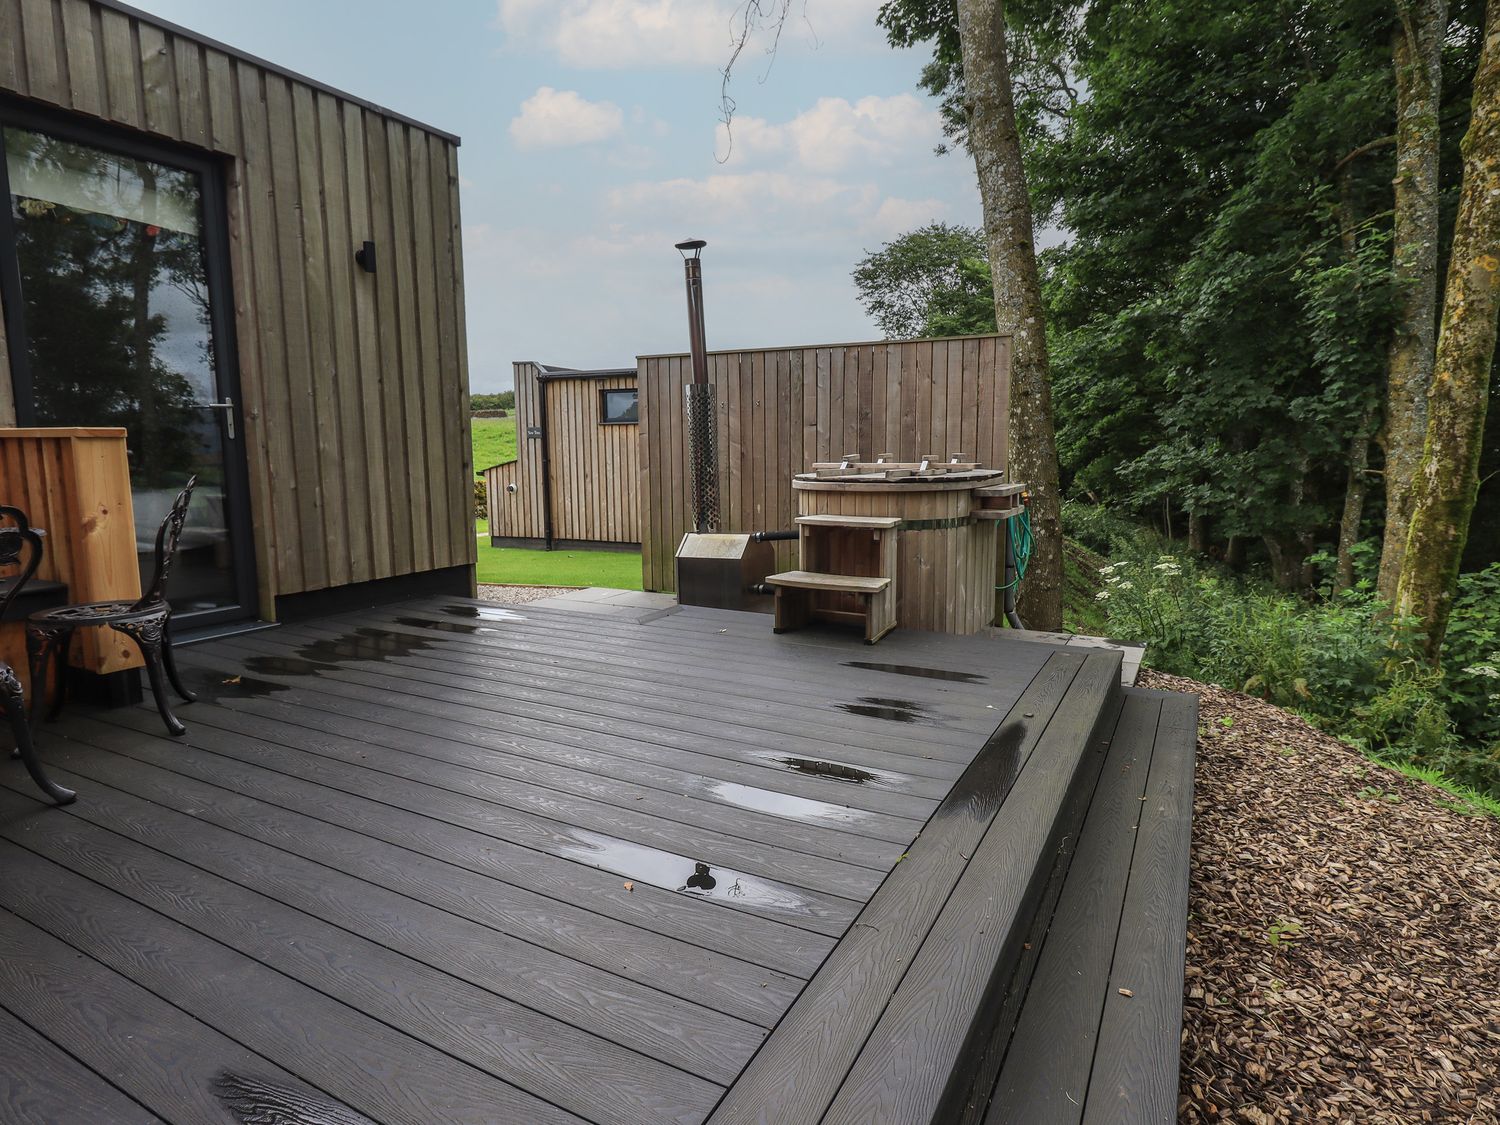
[0,95,260,627]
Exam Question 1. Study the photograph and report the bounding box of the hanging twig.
[718,1,809,163]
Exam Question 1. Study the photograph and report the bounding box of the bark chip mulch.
[1137,670,1500,1124]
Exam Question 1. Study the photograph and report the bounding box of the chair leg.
[161,615,196,704]
[110,615,186,737]
[24,624,63,723]
[48,627,74,722]
[1,665,74,805]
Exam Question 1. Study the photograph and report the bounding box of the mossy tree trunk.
[1395,0,1500,657]
[1379,0,1448,602]
[956,0,1064,629]
[1335,170,1379,593]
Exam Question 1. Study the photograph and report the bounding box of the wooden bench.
[769,515,903,644]
[766,571,895,644]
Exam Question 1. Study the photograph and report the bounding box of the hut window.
[600,389,638,425]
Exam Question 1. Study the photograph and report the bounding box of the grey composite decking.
[0,597,1057,1124]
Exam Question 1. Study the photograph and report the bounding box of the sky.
[129,0,984,392]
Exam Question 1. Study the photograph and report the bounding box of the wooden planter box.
[0,428,143,684]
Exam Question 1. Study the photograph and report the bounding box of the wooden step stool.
[766,515,901,644]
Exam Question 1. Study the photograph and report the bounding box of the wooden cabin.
[0,0,475,635]
[482,361,640,550]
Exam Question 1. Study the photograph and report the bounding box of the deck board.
[0,1002,162,1125]
[707,650,1092,1124]
[0,780,763,1082]
[986,693,1162,1123]
[41,712,835,973]
[29,718,802,1025]
[0,596,1121,1124]
[0,837,579,1124]
[0,795,724,1122]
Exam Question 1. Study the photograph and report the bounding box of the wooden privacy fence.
[638,334,1011,591]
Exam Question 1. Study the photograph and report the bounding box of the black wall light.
[355,240,376,273]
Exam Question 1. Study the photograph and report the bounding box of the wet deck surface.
[0,596,1055,1124]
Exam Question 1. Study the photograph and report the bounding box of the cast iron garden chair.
[0,505,75,804]
[27,476,199,737]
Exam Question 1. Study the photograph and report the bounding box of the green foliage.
[876,0,1500,598]
[471,391,515,412]
[921,257,998,337]
[1079,507,1499,797]
[853,223,990,339]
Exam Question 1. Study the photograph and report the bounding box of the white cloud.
[867,195,949,236]
[495,0,881,68]
[509,86,624,149]
[608,170,876,233]
[717,94,940,173]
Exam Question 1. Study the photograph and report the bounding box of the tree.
[954,0,1065,628]
[853,223,991,338]
[1379,0,1450,601]
[1395,0,1500,656]
[922,255,1000,336]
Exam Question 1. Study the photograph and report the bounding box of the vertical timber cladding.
[0,0,476,614]
[638,335,1011,591]
[487,362,640,545]
[544,373,640,544]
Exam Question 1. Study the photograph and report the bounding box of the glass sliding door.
[0,108,256,625]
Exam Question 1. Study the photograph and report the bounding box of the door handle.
[193,397,236,439]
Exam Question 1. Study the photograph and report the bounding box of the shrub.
[1061,499,1140,557]
[1089,532,1499,796]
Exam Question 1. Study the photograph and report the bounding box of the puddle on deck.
[182,670,292,703]
[707,780,874,828]
[838,697,930,723]
[843,660,985,684]
[768,755,902,787]
[557,828,817,917]
[395,615,498,636]
[214,1070,376,1125]
[185,626,445,699]
[442,603,528,622]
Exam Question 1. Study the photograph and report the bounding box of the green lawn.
[475,544,643,589]
[472,413,642,589]
[472,416,517,472]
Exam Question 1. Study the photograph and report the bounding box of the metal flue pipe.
[678,238,709,386]
[676,238,719,531]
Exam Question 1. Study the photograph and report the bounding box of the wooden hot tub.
[792,461,1023,635]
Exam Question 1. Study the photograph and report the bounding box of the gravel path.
[1141,669,1500,1124]
[475,583,573,606]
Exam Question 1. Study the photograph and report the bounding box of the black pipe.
[1004,518,1025,628]
[536,376,555,550]
[681,250,709,387]
[749,529,798,542]
[749,583,775,596]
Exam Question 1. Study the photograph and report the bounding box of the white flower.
[1153,562,1181,573]
[1095,590,1110,601]
[1464,664,1500,680]
[1117,580,1134,590]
